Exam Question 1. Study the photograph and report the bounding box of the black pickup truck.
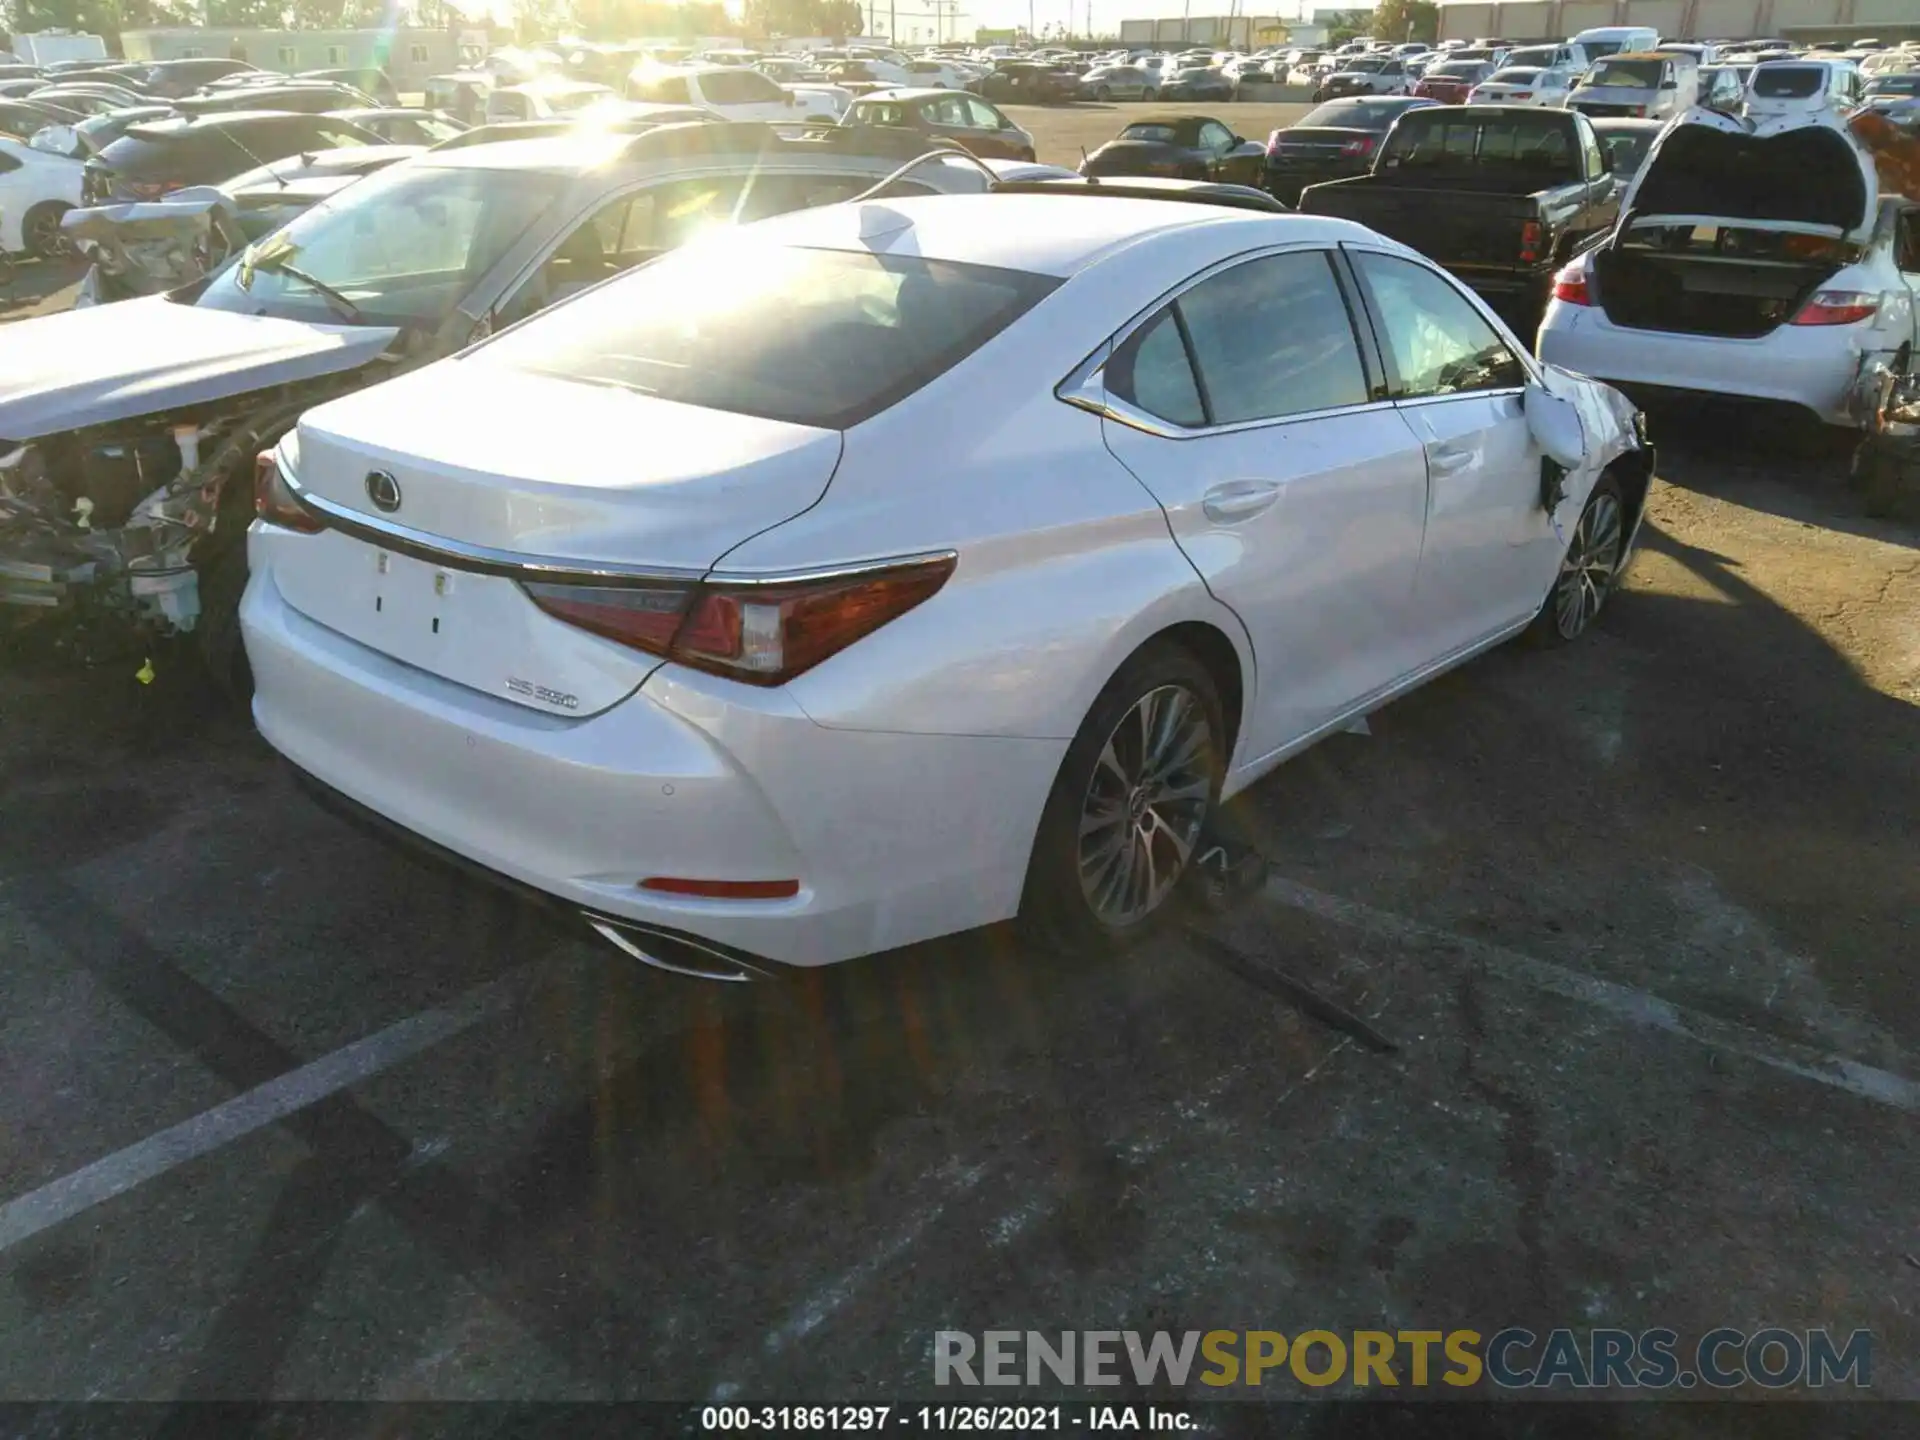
[1297,105,1620,311]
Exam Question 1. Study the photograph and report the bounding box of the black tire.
[1142,86,1157,102]
[1095,83,1111,101]
[1021,640,1225,955]
[23,202,71,259]
[1526,472,1625,647]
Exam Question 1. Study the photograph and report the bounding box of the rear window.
[1587,59,1663,86]
[1383,111,1574,170]
[1751,65,1823,97]
[1489,68,1541,84]
[473,245,1058,429]
[1300,98,1421,127]
[1433,62,1487,79]
[1505,47,1558,68]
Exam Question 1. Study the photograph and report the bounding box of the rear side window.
[1107,251,1370,428]
[475,246,1058,429]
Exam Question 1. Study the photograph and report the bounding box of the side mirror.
[1525,381,1588,470]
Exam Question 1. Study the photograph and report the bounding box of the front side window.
[1352,251,1524,398]
[923,94,969,126]
[473,245,1056,429]
[857,101,909,126]
[964,96,1002,128]
[1199,120,1233,150]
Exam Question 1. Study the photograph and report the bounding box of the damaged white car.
[1538,107,1920,425]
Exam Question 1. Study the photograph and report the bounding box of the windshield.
[470,243,1057,429]
[1752,65,1823,97]
[1488,68,1541,84]
[1582,38,1627,57]
[1868,75,1920,94]
[192,162,562,326]
[1345,59,1386,72]
[1587,59,1663,86]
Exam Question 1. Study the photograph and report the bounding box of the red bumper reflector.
[640,877,801,900]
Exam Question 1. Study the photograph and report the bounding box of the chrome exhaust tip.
[583,914,774,983]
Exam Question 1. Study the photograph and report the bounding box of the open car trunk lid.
[1597,110,1874,339]
[272,362,843,715]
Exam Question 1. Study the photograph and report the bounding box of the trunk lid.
[272,360,843,713]
[1302,178,1542,263]
[1626,108,1874,236]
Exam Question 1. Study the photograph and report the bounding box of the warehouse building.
[1434,0,1918,45]
[119,26,461,83]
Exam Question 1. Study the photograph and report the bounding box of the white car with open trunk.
[1538,107,1920,426]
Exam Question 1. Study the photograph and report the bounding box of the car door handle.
[1427,445,1475,474]
[1203,479,1281,523]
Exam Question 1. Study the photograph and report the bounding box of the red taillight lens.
[1340,134,1377,156]
[1265,129,1283,155]
[1790,290,1879,326]
[522,554,956,686]
[1510,91,1532,99]
[254,452,322,533]
[1550,258,1591,306]
[1519,219,1543,263]
[126,178,181,199]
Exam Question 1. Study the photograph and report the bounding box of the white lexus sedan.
[243,194,1651,976]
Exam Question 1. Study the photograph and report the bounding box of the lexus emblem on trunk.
[366,471,402,513]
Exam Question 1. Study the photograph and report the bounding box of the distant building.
[1116,6,1369,47]
[1433,0,1918,45]
[119,26,462,83]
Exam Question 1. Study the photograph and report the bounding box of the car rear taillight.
[254,452,322,533]
[1550,258,1591,305]
[1790,290,1879,326]
[1519,219,1543,263]
[639,877,800,899]
[1265,128,1283,154]
[1340,134,1377,156]
[125,178,182,199]
[522,554,956,687]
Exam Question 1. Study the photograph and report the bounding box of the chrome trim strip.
[282,469,706,583]
[282,468,958,591]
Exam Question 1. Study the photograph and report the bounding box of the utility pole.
[890,0,896,41]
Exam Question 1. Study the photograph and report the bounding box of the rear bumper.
[1537,302,1886,425]
[242,563,1065,967]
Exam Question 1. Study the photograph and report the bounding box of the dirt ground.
[2,112,1919,1418]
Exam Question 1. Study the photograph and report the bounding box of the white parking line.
[0,974,523,1254]
[1263,877,1920,1113]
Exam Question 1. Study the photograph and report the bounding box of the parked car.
[842,89,1034,161]
[1414,61,1495,103]
[425,71,495,125]
[300,67,397,105]
[426,105,715,151]
[175,82,377,117]
[135,58,261,99]
[979,62,1080,105]
[28,104,175,160]
[1865,72,1920,128]
[1695,65,1750,111]
[1586,117,1664,186]
[1469,65,1576,107]
[1160,65,1235,102]
[238,190,1649,974]
[1298,105,1620,309]
[484,80,618,122]
[1502,44,1593,79]
[82,112,380,203]
[326,107,469,147]
[1539,111,1918,428]
[899,59,973,88]
[629,65,843,121]
[1080,114,1265,185]
[1744,59,1866,118]
[0,132,81,254]
[0,97,85,138]
[1262,96,1440,204]
[1571,27,1659,63]
[28,83,150,114]
[1079,64,1160,102]
[1314,57,1412,101]
[0,123,1066,684]
[1568,52,1700,120]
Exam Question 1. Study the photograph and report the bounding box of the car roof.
[731,192,1364,277]
[1123,113,1211,127]
[417,131,638,170]
[122,110,338,136]
[857,87,959,101]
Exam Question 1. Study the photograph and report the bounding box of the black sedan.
[1261,95,1438,204]
[979,62,1081,105]
[1159,65,1236,101]
[1079,114,1266,185]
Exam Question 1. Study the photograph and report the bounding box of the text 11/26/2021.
[701,1406,1191,1431]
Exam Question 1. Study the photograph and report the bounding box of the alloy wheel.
[1554,489,1623,639]
[26,208,69,258]
[1077,684,1213,927]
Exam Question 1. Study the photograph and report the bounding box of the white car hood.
[1624,106,1876,236]
[0,298,399,441]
